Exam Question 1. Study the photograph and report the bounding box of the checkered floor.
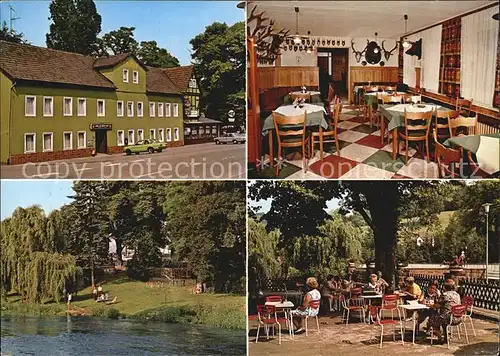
[258,104,441,179]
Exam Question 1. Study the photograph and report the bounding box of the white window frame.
[166,128,172,142]
[133,70,139,84]
[127,129,135,145]
[137,102,144,117]
[123,69,129,83]
[149,128,156,140]
[127,101,134,117]
[63,131,73,150]
[189,78,197,88]
[165,103,171,117]
[25,96,36,117]
[158,128,165,142]
[97,99,105,117]
[174,127,180,141]
[63,97,73,116]
[173,104,179,117]
[77,98,87,117]
[43,96,54,117]
[42,132,53,152]
[24,133,36,153]
[149,102,156,117]
[137,129,144,142]
[77,131,87,149]
[117,101,124,117]
[158,103,164,117]
[117,130,125,146]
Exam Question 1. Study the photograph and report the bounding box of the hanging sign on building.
[90,123,112,130]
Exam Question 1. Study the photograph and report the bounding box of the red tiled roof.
[0,41,115,89]
[146,66,181,95]
[163,65,194,92]
[92,53,130,69]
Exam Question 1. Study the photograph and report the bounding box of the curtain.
[461,6,499,108]
[420,25,442,92]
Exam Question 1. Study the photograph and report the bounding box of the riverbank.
[1,276,245,330]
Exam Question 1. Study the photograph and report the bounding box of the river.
[0,315,246,355]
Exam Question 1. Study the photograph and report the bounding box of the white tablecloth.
[387,103,441,113]
[290,90,321,96]
[265,301,295,308]
[275,103,326,116]
[475,136,500,174]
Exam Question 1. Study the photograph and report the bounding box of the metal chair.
[340,293,365,325]
[462,296,476,337]
[256,304,291,345]
[369,305,404,349]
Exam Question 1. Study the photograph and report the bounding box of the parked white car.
[214,133,246,144]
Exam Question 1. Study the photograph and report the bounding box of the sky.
[249,197,340,215]
[0,1,243,65]
[1,180,74,220]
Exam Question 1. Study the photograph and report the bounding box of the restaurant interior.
[247,1,499,179]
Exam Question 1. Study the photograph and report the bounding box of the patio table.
[379,103,451,159]
[361,294,383,324]
[265,301,295,338]
[262,104,328,167]
[443,134,500,176]
[399,304,429,344]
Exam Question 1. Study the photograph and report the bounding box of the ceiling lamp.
[373,32,380,53]
[293,7,302,44]
[402,15,412,48]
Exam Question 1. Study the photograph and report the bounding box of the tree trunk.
[115,239,123,267]
[90,256,95,289]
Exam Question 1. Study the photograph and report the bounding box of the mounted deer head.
[381,40,398,61]
[351,39,368,63]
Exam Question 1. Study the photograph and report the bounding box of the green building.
[0,40,189,164]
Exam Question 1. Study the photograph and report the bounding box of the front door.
[95,129,108,153]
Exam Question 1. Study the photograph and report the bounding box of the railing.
[411,274,500,312]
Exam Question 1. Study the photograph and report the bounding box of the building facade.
[0,41,185,164]
[163,65,222,142]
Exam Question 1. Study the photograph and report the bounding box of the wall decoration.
[381,40,399,61]
[361,61,367,66]
[438,17,461,97]
[351,39,368,63]
[380,61,385,67]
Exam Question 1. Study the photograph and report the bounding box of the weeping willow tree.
[292,212,366,280]
[0,206,77,303]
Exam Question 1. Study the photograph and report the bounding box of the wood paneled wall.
[348,67,399,103]
[258,67,319,93]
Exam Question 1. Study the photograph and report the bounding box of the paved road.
[1,143,246,179]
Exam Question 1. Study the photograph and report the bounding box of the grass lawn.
[2,274,246,329]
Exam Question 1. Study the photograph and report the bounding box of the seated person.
[322,275,340,311]
[366,274,382,293]
[427,279,461,344]
[291,277,321,333]
[417,280,441,333]
[376,271,390,293]
[402,277,422,300]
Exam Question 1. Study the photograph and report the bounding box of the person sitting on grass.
[291,277,321,333]
[427,279,461,344]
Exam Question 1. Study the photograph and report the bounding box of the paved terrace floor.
[248,313,499,356]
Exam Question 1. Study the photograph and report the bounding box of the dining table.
[262,103,328,167]
[362,92,410,124]
[379,103,451,159]
[398,303,430,345]
[443,134,500,176]
[265,300,295,338]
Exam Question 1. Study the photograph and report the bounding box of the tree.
[165,182,246,293]
[0,22,28,43]
[190,22,245,125]
[137,41,180,67]
[249,181,435,285]
[46,0,102,55]
[0,206,77,303]
[96,26,139,56]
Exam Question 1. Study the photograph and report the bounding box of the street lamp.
[483,203,491,280]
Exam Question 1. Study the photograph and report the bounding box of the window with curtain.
[461,7,499,108]
[420,25,442,92]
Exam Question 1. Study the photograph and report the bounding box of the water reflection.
[1,316,246,355]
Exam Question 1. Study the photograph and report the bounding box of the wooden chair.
[291,92,312,103]
[450,116,478,136]
[399,110,433,163]
[434,110,458,141]
[467,151,491,178]
[311,103,342,160]
[433,129,463,178]
[272,112,310,176]
[456,98,474,117]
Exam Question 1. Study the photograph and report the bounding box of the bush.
[126,259,151,281]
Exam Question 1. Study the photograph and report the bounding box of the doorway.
[95,129,108,153]
[317,48,349,102]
